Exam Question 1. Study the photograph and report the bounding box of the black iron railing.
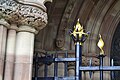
[32,19,120,80]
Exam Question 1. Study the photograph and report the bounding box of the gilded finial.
[76,19,83,32]
[71,19,86,39]
[69,18,90,44]
[97,34,104,55]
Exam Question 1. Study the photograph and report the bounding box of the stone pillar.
[13,26,36,80]
[4,24,18,80]
[0,0,48,79]
[0,19,9,80]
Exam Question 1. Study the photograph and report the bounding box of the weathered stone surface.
[0,0,48,30]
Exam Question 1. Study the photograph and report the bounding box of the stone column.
[4,24,18,80]
[11,1,47,80]
[0,0,48,79]
[0,19,9,80]
[13,26,37,80]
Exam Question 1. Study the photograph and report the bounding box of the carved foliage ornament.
[0,0,48,30]
[14,5,47,30]
[0,0,18,18]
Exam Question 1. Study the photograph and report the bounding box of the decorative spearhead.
[75,19,83,32]
[97,34,104,55]
[72,19,84,38]
[71,19,88,38]
[69,19,89,43]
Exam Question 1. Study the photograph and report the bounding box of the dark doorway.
[111,22,120,80]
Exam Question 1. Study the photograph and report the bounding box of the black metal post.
[64,52,68,77]
[79,44,82,80]
[75,34,82,80]
[54,53,58,80]
[44,64,48,77]
[89,58,92,79]
[75,42,79,80]
[35,53,38,80]
[111,59,114,80]
[69,19,89,80]
[99,55,104,80]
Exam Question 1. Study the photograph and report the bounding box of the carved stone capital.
[9,24,18,31]
[0,0,19,19]
[15,0,47,11]
[13,5,47,30]
[18,25,38,34]
[0,0,48,31]
[0,19,10,28]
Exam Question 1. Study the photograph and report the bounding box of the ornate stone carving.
[56,0,76,50]
[63,0,76,20]
[15,0,47,11]
[13,5,47,30]
[0,19,10,28]
[68,55,99,68]
[0,0,18,19]
[0,0,48,30]
[55,36,65,50]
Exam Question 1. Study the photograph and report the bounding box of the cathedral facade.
[0,0,120,80]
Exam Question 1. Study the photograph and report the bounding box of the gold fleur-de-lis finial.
[70,18,89,44]
[72,19,84,38]
[97,34,104,55]
[75,19,83,32]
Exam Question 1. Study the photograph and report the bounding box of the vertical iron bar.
[64,51,68,77]
[75,41,82,80]
[35,53,38,80]
[79,43,82,80]
[111,59,114,80]
[89,58,92,79]
[44,63,48,77]
[54,53,58,80]
[100,56,103,80]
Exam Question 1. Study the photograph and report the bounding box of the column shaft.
[13,27,35,80]
[4,24,17,80]
[0,25,7,80]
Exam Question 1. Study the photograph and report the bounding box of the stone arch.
[81,0,120,79]
[79,0,120,57]
[110,21,120,79]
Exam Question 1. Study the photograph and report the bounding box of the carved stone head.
[55,37,65,49]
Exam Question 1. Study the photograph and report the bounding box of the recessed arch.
[111,21,120,80]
